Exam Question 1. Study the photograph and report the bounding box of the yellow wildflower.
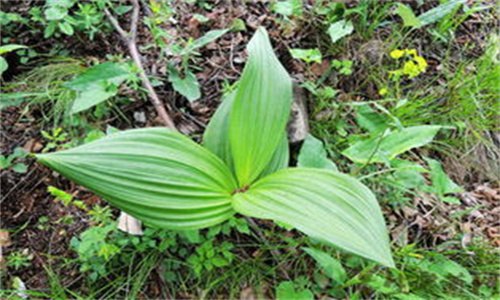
[403,61,420,78]
[414,55,428,72]
[390,49,405,59]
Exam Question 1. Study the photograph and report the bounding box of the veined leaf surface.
[229,27,293,186]
[204,93,290,179]
[232,168,394,267]
[37,128,238,230]
[342,125,441,164]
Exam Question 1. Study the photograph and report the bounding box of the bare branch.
[103,8,128,40]
[104,1,176,130]
[129,0,140,41]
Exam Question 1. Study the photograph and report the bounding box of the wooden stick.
[104,0,176,130]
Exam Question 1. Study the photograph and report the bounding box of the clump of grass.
[1,57,86,126]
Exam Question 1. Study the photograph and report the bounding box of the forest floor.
[1,1,499,299]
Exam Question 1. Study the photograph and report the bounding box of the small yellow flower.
[378,87,388,96]
[390,49,405,59]
[403,61,420,78]
[414,55,428,72]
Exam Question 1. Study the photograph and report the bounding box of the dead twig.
[104,0,176,130]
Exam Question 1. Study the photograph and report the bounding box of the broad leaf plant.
[37,28,394,267]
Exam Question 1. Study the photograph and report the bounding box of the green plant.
[290,48,322,64]
[36,28,394,267]
[187,240,235,276]
[167,29,228,102]
[7,250,33,270]
[48,185,87,209]
[276,280,313,300]
[331,59,353,75]
[41,127,71,152]
[0,44,27,77]
[0,147,28,173]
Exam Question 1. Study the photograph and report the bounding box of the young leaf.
[180,29,228,56]
[203,92,236,170]
[203,91,290,177]
[425,158,463,203]
[297,134,337,171]
[232,168,394,267]
[276,281,313,300]
[355,104,389,134]
[303,247,347,284]
[229,27,293,186]
[328,20,354,43]
[0,57,7,77]
[0,44,27,55]
[65,62,130,113]
[289,48,322,64]
[342,125,441,164]
[37,128,238,230]
[168,68,201,102]
[395,3,422,28]
[418,0,466,26]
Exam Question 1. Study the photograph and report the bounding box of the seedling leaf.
[297,134,337,170]
[328,20,354,43]
[303,247,347,283]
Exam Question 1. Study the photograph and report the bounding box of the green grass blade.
[37,128,238,230]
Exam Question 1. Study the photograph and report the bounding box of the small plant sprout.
[36,28,395,267]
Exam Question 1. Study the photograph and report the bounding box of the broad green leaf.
[203,92,235,170]
[232,168,394,267]
[44,6,68,20]
[58,21,74,36]
[37,128,238,230]
[260,134,289,177]
[303,247,347,283]
[168,68,201,102]
[328,20,354,43]
[272,0,303,17]
[180,29,228,56]
[203,91,289,177]
[65,62,128,91]
[12,163,27,174]
[0,57,7,77]
[425,158,463,203]
[297,134,337,171]
[390,159,426,189]
[65,62,129,113]
[0,44,27,55]
[395,3,422,28]
[342,125,441,164]
[276,281,313,300]
[355,104,389,134]
[71,84,117,113]
[289,48,322,64]
[418,0,466,26]
[229,27,293,186]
